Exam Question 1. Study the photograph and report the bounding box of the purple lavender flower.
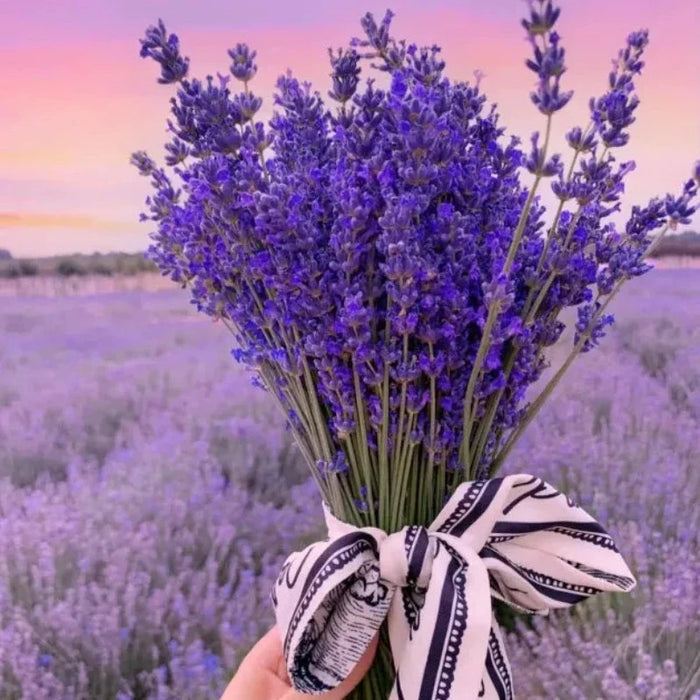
[328,48,361,104]
[133,8,698,531]
[228,43,257,83]
[589,29,649,148]
[565,125,596,154]
[522,1,572,116]
[139,19,189,84]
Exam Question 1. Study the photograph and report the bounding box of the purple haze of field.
[0,270,697,698]
[505,277,700,698]
[0,290,321,697]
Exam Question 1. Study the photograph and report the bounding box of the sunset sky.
[1,0,698,257]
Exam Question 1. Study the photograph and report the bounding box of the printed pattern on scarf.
[272,474,636,699]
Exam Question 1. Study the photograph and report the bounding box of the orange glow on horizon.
[0,212,131,230]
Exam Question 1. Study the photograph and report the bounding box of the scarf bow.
[273,474,635,699]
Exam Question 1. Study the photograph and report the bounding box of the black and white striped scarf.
[272,474,635,699]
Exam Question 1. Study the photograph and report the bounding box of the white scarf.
[273,474,635,699]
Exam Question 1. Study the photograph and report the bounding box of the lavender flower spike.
[524,1,573,115]
[228,43,258,83]
[139,19,189,84]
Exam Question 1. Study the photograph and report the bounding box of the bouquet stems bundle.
[134,2,698,697]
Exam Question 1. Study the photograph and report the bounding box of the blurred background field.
[0,267,698,699]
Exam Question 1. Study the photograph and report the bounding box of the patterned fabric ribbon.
[272,474,636,699]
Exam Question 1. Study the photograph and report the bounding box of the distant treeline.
[650,230,700,258]
[0,252,158,279]
[0,231,698,279]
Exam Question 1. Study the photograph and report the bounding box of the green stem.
[353,363,379,522]
[473,133,616,473]
[469,346,518,476]
[342,436,371,525]
[219,325,334,504]
[489,278,626,475]
[524,142,609,321]
[535,128,592,273]
[426,342,437,522]
[292,330,334,460]
[394,412,418,529]
[459,305,499,468]
[392,334,410,464]
[389,333,410,529]
[523,122,595,318]
[378,321,392,525]
[460,115,553,467]
[491,220,673,476]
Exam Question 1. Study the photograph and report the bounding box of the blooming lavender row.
[1,276,698,697]
[504,277,700,698]
[0,442,320,699]
[0,291,320,699]
[133,3,699,530]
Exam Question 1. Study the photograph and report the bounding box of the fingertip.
[220,628,288,700]
[244,627,284,668]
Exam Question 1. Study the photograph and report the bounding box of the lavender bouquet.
[133,2,698,697]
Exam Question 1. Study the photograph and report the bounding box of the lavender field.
[0,270,698,700]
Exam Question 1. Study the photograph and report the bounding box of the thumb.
[282,633,379,700]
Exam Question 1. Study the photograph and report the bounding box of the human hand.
[220,627,378,700]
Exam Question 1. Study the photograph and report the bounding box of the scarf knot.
[273,475,636,699]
